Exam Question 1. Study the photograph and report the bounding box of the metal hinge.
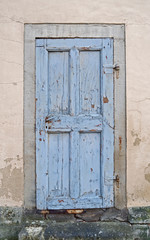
[103,64,120,74]
[113,64,120,70]
[104,175,119,185]
[114,174,119,183]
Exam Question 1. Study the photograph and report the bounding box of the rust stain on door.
[103,97,109,103]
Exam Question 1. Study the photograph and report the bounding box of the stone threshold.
[0,221,150,240]
[0,207,150,239]
[19,221,150,240]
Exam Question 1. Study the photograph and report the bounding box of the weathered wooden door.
[36,38,114,209]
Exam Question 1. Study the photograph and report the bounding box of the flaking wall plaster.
[0,0,150,207]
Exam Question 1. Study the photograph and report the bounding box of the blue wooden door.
[36,38,114,209]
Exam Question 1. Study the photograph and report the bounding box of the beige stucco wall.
[0,0,150,207]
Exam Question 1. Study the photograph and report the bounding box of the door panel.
[48,51,70,114]
[36,38,114,209]
[48,133,70,198]
[79,51,101,114]
[79,133,101,198]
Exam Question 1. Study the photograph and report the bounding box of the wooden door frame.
[24,24,126,209]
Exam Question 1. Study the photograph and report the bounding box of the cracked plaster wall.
[0,0,150,207]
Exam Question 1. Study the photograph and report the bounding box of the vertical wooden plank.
[70,131,80,199]
[78,44,102,206]
[102,38,114,127]
[69,47,80,199]
[101,38,114,207]
[36,40,49,209]
[70,48,80,116]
